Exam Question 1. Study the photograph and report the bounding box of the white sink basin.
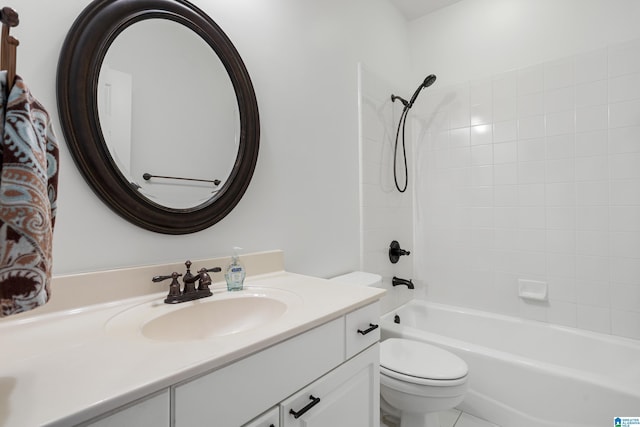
[105,288,301,342]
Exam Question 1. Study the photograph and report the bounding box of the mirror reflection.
[98,19,239,209]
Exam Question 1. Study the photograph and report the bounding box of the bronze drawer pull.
[357,323,379,335]
[289,395,321,419]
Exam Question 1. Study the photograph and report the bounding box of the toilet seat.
[380,338,468,386]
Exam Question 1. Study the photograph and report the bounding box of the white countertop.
[0,270,384,427]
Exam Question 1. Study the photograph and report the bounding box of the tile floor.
[381,409,500,427]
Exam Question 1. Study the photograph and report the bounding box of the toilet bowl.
[380,338,468,427]
[330,272,469,427]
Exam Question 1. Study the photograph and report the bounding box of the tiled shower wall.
[359,65,416,312]
[414,39,640,339]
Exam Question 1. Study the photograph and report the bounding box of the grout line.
[452,410,464,427]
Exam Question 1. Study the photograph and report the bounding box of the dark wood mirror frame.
[57,0,259,234]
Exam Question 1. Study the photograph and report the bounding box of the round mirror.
[57,0,259,234]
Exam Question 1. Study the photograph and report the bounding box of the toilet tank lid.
[330,271,382,287]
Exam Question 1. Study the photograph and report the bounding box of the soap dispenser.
[225,247,246,291]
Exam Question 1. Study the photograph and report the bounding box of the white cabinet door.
[81,390,169,427]
[281,344,379,427]
[243,406,280,427]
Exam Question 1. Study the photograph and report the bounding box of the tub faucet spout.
[392,276,414,289]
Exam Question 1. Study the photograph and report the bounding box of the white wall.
[409,0,640,339]
[13,0,410,276]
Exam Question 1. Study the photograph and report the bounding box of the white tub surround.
[381,300,640,427]
[0,251,385,427]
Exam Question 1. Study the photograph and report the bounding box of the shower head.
[423,74,437,88]
[408,74,437,108]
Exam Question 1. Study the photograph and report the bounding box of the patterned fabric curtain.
[0,72,59,317]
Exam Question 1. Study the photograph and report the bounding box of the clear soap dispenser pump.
[225,247,246,291]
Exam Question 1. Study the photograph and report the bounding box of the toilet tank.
[330,271,382,288]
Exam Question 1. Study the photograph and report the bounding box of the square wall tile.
[518,92,544,117]
[575,256,610,282]
[546,110,575,136]
[610,179,640,205]
[518,138,545,162]
[575,105,608,133]
[609,72,640,103]
[494,141,517,164]
[493,96,517,122]
[518,161,546,184]
[518,115,546,139]
[546,158,575,183]
[471,124,492,146]
[576,206,608,231]
[519,183,545,206]
[494,163,518,185]
[577,305,611,334]
[493,120,518,143]
[610,257,640,285]
[544,86,574,113]
[547,300,577,327]
[609,206,640,231]
[576,181,609,205]
[546,182,575,206]
[546,230,576,254]
[546,134,575,159]
[576,230,609,257]
[471,144,493,166]
[610,99,640,128]
[575,155,608,181]
[610,152,640,180]
[575,80,607,108]
[612,310,640,340]
[611,231,640,258]
[450,127,471,148]
[611,284,640,312]
[609,126,640,154]
[575,130,607,157]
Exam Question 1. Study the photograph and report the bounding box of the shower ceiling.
[388,0,464,20]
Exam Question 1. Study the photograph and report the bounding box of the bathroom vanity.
[0,251,384,427]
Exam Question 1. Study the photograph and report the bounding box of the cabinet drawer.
[345,302,380,359]
[174,317,344,427]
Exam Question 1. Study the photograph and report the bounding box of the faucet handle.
[152,272,182,282]
[196,267,221,292]
[389,240,411,264]
[153,271,183,300]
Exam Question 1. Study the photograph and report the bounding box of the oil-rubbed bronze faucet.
[153,260,222,304]
[392,276,414,289]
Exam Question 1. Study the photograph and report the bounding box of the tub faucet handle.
[389,240,411,264]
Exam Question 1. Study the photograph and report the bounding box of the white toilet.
[331,272,469,427]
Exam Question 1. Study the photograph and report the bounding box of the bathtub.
[380,300,640,427]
